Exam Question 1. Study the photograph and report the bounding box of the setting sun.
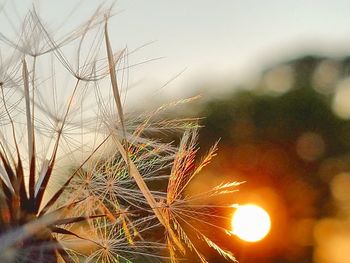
[231,204,271,242]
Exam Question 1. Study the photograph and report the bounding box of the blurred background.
[193,55,350,263]
[4,0,350,262]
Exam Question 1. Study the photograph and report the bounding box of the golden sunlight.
[231,204,271,242]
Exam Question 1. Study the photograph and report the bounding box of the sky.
[3,0,350,103]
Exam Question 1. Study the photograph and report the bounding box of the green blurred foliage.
[191,55,350,262]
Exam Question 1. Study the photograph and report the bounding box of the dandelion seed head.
[0,3,240,262]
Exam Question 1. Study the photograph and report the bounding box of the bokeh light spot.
[332,78,350,119]
[331,172,350,202]
[296,132,325,162]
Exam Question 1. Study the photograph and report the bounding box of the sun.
[231,204,271,242]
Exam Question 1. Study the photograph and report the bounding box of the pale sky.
[3,0,350,103]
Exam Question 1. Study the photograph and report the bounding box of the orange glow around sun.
[231,204,271,242]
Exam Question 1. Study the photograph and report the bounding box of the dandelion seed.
[0,3,240,263]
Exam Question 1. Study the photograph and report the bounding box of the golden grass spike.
[167,128,197,204]
[122,216,134,245]
[202,235,237,262]
[177,140,219,198]
[168,238,178,263]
